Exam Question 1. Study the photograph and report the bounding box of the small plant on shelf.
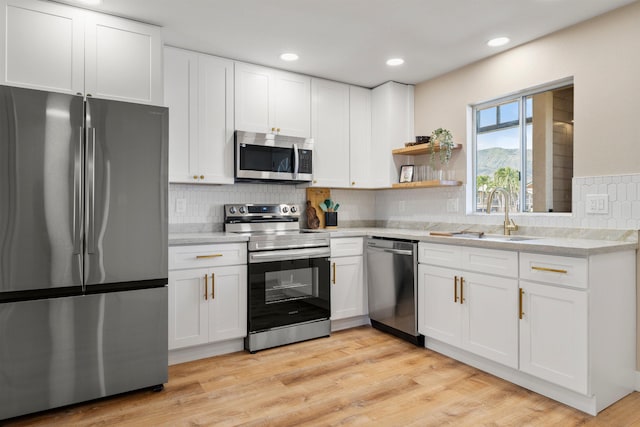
[428,128,454,168]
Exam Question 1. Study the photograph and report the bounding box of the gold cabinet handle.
[211,273,215,299]
[193,175,198,180]
[332,262,336,284]
[460,277,464,304]
[276,128,280,133]
[196,254,223,259]
[204,274,208,300]
[351,181,355,186]
[531,266,568,274]
[200,175,205,180]
[454,276,459,303]
[519,288,524,320]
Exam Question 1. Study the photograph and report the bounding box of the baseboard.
[168,338,244,365]
[331,315,370,332]
[636,371,640,391]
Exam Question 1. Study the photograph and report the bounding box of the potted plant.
[318,198,340,228]
[429,128,454,180]
[428,128,454,167]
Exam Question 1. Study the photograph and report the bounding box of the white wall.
[375,1,640,231]
[413,1,640,179]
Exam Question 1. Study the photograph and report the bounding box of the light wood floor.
[6,326,640,426]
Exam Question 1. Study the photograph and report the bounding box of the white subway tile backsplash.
[170,173,640,231]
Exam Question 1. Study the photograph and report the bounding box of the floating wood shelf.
[392,143,462,156]
[392,180,462,189]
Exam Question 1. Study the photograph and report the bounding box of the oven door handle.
[249,247,330,263]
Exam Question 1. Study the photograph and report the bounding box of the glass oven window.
[265,268,318,304]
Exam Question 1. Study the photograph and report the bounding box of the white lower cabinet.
[519,279,588,393]
[168,244,247,351]
[331,255,365,320]
[330,238,366,322]
[418,259,518,368]
[418,242,636,415]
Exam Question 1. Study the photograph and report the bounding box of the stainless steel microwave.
[235,130,314,183]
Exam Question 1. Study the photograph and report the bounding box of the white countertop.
[169,227,637,256]
[169,232,249,246]
[312,227,638,256]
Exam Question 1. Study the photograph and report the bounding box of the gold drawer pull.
[204,274,208,300]
[531,266,568,274]
[196,254,223,259]
[211,273,215,299]
[460,277,465,304]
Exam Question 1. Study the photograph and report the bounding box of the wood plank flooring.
[5,326,640,426]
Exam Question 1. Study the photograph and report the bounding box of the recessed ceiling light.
[487,37,510,47]
[280,53,299,61]
[386,58,404,66]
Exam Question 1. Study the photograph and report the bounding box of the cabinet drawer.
[520,252,587,289]
[462,247,518,278]
[331,237,363,257]
[169,243,247,270]
[418,242,462,268]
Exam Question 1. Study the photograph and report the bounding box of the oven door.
[248,250,330,332]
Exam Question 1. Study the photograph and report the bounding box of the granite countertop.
[169,227,637,256]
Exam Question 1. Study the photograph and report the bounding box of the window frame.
[469,77,574,215]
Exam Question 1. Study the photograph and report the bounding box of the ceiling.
[59,0,637,88]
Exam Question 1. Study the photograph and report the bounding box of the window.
[472,80,574,213]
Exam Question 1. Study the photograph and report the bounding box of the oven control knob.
[282,206,289,213]
[229,206,236,214]
[239,206,246,214]
[290,206,297,213]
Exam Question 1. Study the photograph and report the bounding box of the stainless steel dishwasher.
[366,237,424,346]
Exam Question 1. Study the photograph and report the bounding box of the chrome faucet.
[486,187,518,235]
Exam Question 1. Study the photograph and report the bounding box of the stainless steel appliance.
[366,237,424,346]
[235,130,313,183]
[224,203,330,352]
[0,85,168,420]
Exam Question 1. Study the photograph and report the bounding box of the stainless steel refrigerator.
[0,85,168,420]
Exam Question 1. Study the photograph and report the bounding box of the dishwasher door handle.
[368,247,413,256]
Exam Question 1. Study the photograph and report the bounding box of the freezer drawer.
[0,287,168,420]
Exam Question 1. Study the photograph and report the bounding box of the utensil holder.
[324,212,338,228]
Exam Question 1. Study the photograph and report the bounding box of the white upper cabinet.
[164,46,234,184]
[311,78,350,188]
[0,0,162,104]
[371,81,414,186]
[235,62,310,137]
[84,11,162,104]
[349,86,373,188]
[0,0,84,93]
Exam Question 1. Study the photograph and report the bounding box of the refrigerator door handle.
[72,128,83,254]
[87,127,96,254]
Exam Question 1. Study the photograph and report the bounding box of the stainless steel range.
[224,203,331,353]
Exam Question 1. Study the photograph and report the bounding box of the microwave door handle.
[293,143,299,174]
